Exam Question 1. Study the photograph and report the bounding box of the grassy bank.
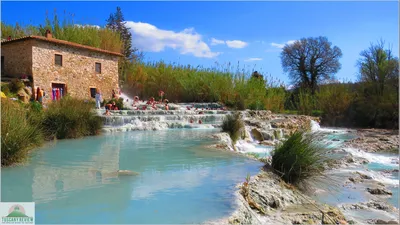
[1,99,43,166]
[1,97,103,167]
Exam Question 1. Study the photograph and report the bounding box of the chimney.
[45,30,52,39]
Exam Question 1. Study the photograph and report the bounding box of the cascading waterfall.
[99,109,232,132]
[310,120,321,132]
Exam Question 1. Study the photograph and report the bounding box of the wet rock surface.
[240,111,319,146]
[343,129,399,153]
[366,219,399,224]
[204,168,349,225]
[341,200,398,213]
[206,111,398,225]
[366,187,393,195]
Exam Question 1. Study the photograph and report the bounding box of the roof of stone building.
[1,35,124,57]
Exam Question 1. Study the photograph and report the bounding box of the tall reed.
[1,99,43,166]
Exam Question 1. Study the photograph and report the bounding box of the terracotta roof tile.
[1,35,124,57]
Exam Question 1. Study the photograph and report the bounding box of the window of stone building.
[55,54,63,66]
[95,62,101,73]
[90,88,97,98]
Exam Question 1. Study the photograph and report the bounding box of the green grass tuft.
[221,113,245,144]
[271,131,327,186]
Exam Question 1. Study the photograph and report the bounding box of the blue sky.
[1,1,398,85]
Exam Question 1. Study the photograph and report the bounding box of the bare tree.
[281,36,342,95]
[357,40,399,96]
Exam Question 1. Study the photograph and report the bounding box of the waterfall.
[119,93,135,110]
[310,120,321,132]
[99,109,231,132]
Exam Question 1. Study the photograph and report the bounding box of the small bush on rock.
[271,131,326,187]
[221,113,245,144]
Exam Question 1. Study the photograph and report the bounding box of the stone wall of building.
[31,40,120,104]
[1,39,34,78]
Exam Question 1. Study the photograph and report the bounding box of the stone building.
[1,31,122,104]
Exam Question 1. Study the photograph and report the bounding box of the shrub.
[42,97,103,139]
[221,113,245,144]
[1,98,43,166]
[298,89,315,116]
[8,79,25,93]
[1,83,10,96]
[271,131,326,186]
[264,87,286,112]
[247,100,265,110]
[317,83,353,126]
[28,101,43,112]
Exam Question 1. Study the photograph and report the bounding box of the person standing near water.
[95,89,102,109]
[36,87,43,105]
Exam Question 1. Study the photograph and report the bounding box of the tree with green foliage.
[106,7,136,59]
[350,40,399,128]
[281,36,343,95]
[357,40,399,97]
[2,11,123,54]
[106,7,142,83]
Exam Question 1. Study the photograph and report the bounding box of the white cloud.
[124,21,220,58]
[74,24,100,29]
[209,38,248,49]
[270,40,297,49]
[226,40,248,49]
[244,57,262,62]
[210,38,225,46]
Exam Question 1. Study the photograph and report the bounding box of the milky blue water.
[313,130,399,215]
[1,129,263,224]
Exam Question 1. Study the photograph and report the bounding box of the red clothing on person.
[56,89,60,100]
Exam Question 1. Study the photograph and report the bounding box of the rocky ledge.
[210,111,319,150]
[204,167,348,225]
[343,129,399,153]
[242,111,319,141]
[366,219,399,224]
[341,200,398,213]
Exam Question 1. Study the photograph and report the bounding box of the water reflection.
[2,130,263,224]
[31,134,123,203]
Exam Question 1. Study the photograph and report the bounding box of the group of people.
[130,96,170,111]
[35,86,68,105]
[189,119,202,124]
[94,88,120,116]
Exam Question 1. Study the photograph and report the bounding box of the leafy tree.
[281,36,343,95]
[351,40,399,129]
[106,7,136,59]
[357,40,399,96]
[106,7,143,83]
